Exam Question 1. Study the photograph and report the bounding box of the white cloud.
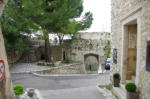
[82,0,111,32]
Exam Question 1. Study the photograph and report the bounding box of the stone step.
[112,86,126,99]
[120,84,126,94]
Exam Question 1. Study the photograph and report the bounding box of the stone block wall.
[39,45,63,62]
[36,63,83,74]
[77,32,111,41]
[7,51,23,64]
[111,0,150,98]
[70,39,105,63]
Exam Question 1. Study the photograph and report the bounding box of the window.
[146,41,150,71]
[113,48,117,64]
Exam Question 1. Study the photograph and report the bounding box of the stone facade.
[111,0,150,98]
[21,36,108,73]
[77,32,111,41]
[69,39,106,73]
[7,51,23,64]
[36,63,83,74]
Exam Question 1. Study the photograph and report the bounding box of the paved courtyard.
[11,73,110,90]
[10,63,111,99]
[10,63,52,73]
[41,87,106,99]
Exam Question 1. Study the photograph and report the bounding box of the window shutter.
[146,41,150,71]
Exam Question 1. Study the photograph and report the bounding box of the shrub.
[125,83,136,92]
[64,58,71,63]
[113,73,120,79]
[13,84,24,95]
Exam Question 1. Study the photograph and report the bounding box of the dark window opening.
[63,51,66,61]
[41,54,45,60]
[146,41,150,71]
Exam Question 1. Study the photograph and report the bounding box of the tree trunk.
[58,35,64,46]
[45,38,51,62]
[0,1,14,98]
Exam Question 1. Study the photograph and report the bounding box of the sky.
[82,0,111,32]
[34,0,111,39]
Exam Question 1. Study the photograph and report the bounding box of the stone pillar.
[0,1,14,98]
[0,27,14,99]
[120,25,128,84]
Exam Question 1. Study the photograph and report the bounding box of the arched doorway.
[84,53,99,73]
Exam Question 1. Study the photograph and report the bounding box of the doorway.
[122,19,138,83]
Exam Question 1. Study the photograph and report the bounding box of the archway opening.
[84,54,99,73]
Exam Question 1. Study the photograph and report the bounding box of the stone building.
[111,0,150,98]
[70,39,106,73]
[77,32,111,41]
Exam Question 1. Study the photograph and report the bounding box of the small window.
[113,48,117,64]
[146,41,150,71]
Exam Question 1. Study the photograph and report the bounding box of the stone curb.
[32,72,99,77]
[96,86,107,97]
[10,63,82,74]
[96,86,116,99]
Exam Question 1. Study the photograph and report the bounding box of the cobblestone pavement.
[11,73,110,90]
[12,73,111,99]
[40,87,106,99]
[10,63,112,99]
[10,63,52,73]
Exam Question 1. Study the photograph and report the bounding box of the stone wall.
[7,51,23,64]
[36,63,83,74]
[70,39,105,62]
[21,38,107,73]
[111,0,150,98]
[37,39,107,73]
[77,32,111,40]
[39,45,63,62]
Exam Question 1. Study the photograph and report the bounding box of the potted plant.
[125,83,139,99]
[113,73,120,87]
[13,84,24,99]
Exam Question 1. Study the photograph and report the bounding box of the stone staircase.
[112,84,126,99]
[19,45,40,63]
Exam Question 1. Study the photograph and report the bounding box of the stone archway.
[84,53,99,72]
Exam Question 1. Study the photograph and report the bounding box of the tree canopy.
[0,0,39,51]
[23,0,93,39]
[1,0,93,62]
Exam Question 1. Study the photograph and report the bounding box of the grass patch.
[115,95,119,99]
[105,84,113,91]
[98,84,112,90]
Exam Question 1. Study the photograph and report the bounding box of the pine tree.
[23,0,93,62]
[2,0,93,62]
[0,0,39,51]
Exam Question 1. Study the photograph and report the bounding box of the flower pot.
[127,91,139,99]
[113,78,120,87]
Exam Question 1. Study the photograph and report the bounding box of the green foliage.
[125,83,136,92]
[113,73,120,79]
[78,12,93,30]
[105,50,111,58]
[64,58,71,64]
[13,84,24,95]
[1,0,93,52]
[1,0,39,51]
[105,40,111,58]
[23,0,92,44]
[105,84,113,90]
